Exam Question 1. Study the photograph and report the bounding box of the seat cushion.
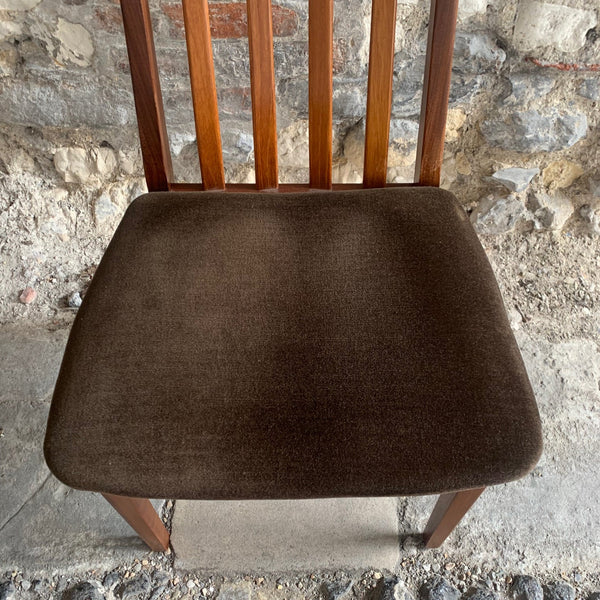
[44,187,542,499]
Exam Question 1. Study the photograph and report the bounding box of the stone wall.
[0,0,598,324]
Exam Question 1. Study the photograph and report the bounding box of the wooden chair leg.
[423,487,485,548]
[103,493,170,551]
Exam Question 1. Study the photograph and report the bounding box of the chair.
[43,0,543,552]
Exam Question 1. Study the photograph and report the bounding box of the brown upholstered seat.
[44,187,542,500]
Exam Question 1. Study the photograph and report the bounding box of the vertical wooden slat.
[120,0,173,192]
[308,0,333,189]
[182,0,225,190]
[247,0,279,190]
[363,0,397,188]
[414,0,459,187]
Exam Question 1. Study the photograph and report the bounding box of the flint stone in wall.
[578,79,600,102]
[481,109,588,153]
[530,192,573,231]
[505,72,555,104]
[513,1,597,54]
[458,0,488,20]
[471,194,528,234]
[492,167,539,192]
[453,31,506,73]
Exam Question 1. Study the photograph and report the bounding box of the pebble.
[320,580,353,600]
[19,287,36,304]
[511,576,543,600]
[64,582,104,600]
[21,581,31,592]
[543,583,575,600]
[68,291,83,308]
[0,582,16,600]
[420,578,460,600]
[469,591,499,600]
[102,571,121,591]
[492,167,539,192]
[119,573,152,600]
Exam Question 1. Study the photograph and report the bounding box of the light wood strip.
[308,0,333,189]
[182,0,225,190]
[120,0,173,191]
[414,0,459,187]
[247,0,279,190]
[363,0,397,188]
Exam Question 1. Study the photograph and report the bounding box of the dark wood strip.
[169,182,418,193]
[247,0,279,190]
[414,0,459,186]
[120,0,173,191]
[308,0,333,189]
[363,0,397,188]
[182,0,225,190]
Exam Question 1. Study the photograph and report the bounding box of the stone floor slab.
[0,325,164,573]
[171,497,400,573]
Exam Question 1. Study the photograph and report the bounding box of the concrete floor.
[0,322,599,575]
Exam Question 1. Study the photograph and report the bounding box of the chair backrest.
[119,0,459,193]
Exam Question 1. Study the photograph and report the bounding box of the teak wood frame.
[110,0,484,551]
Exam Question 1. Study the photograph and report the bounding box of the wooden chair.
[43,0,543,552]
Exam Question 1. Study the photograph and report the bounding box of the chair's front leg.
[423,487,485,548]
[103,493,170,551]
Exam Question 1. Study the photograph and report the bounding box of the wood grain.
[308,0,333,189]
[119,0,173,191]
[103,493,170,552]
[363,0,397,188]
[169,182,417,193]
[424,487,485,548]
[247,0,279,190]
[414,0,459,187]
[182,0,225,190]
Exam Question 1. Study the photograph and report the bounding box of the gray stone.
[21,581,31,592]
[64,582,104,600]
[513,2,597,53]
[420,578,460,600]
[102,573,120,592]
[319,580,354,600]
[117,573,152,600]
[578,79,600,102]
[510,576,543,600]
[492,167,539,192]
[481,109,588,153]
[530,193,573,231]
[149,586,166,600]
[468,591,499,600]
[453,31,506,73]
[587,594,600,600]
[119,574,151,600]
[68,291,83,309]
[0,582,15,600]
[543,584,575,600]
[506,73,555,104]
[367,578,404,600]
[471,194,528,234]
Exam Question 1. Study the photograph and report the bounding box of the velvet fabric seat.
[44,186,542,500]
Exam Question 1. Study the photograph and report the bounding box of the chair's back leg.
[103,493,170,551]
[423,487,485,548]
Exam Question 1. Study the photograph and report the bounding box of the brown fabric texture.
[44,187,543,499]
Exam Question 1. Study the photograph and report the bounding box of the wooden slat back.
[308,0,333,190]
[363,0,398,188]
[181,0,225,190]
[120,0,172,191]
[120,0,459,192]
[247,0,279,190]
[415,0,460,186]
